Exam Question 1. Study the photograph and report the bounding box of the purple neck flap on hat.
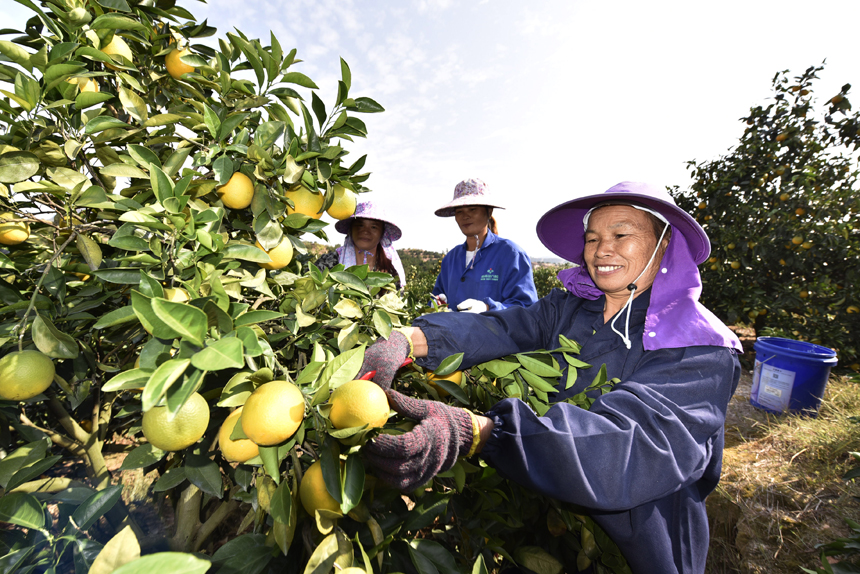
[558,233,742,352]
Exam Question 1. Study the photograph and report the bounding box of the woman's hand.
[357,331,411,390]
[363,389,475,491]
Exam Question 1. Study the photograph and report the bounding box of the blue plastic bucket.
[750,337,838,415]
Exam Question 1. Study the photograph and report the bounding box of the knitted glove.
[357,330,411,390]
[363,389,474,491]
[457,298,488,313]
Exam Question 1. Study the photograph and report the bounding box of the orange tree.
[0,1,635,573]
[672,64,860,365]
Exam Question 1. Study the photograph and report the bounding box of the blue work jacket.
[412,289,741,574]
[431,231,538,311]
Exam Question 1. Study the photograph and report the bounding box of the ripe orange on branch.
[0,213,29,245]
[141,392,210,451]
[256,238,294,270]
[0,350,55,401]
[241,380,305,445]
[100,36,132,70]
[216,172,254,209]
[165,48,195,79]
[299,460,342,516]
[218,407,259,463]
[328,379,390,429]
[326,184,357,220]
[285,186,324,219]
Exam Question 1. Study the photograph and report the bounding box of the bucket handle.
[757,355,777,365]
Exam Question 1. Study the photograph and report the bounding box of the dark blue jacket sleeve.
[480,345,738,511]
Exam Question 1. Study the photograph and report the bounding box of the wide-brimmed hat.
[334,201,402,241]
[536,181,711,265]
[434,178,506,217]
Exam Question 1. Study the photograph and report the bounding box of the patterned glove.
[357,330,411,390]
[363,389,474,491]
[457,298,489,313]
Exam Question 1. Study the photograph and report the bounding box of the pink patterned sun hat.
[334,200,402,241]
[434,178,506,217]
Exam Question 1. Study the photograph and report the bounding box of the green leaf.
[141,358,192,412]
[111,552,212,574]
[203,103,221,139]
[281,71,318,89]
[32,312,79,358]
[477,359,520,378]
[268,480,292,524]
[409,539,459,573]
[213,155,233,185]
[127,144,161,170]
[351,96,385,113]
[222,243,272,263]
[102,368,149,392]
[318,345,364,390]
[185,454,223,497]
[258,446,281,482]
[0,151,40,184]
[333,298,363,319]
[76,233,103,270]
[191,338,244,371]
[101,163,149,179]
[0,41,32,71]
[90,15,147,33]
[75,91,113,110]
[513,546,563,574]
[118,86,148,124]
[87,525,140,574]
[0,492,44,530]
[150,165,175,206]
[96,0,131,11]
[84,116,131,134]
[340,57,351,91]
[434,353,464,377]
[372,309,392,339]
[6,455,62,491]
[517,369,559,394]
[329,271,369,295]
[151,298,208,347]
[72,485,122,530]
[403,492,448,532]
[255,121,284,150]
[153,467,187,492]
[234,310,285,326]
[516,354,563,378]
[119,444,165,470]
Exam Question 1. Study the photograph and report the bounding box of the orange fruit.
[100,36,132,70]
[216,172,254,209]
[0,351,55,401]
[329,379,390,430]
[846,306,859,314]
[241,381,305,445]
[776,132,788,142]
[0,213,29,245]
[299,460,342,516]
[427,370,463,398]
[791,236,803,245]
[218,407,259,463]
[141,392,209,451]
[165,48,195,79]
[730,261,740,270]
[255,238,293,270]
[285,186,324,219]
[326,184,357,220]
[70,77,99,93]
[795,207,806,216]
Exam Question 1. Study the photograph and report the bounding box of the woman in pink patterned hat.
[314,200,406,288]
[431,178,538,312]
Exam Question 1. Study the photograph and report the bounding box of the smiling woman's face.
[351,218,384,253]
[583,205,668,297]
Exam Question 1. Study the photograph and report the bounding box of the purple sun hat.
[541,182,741,353]
[435,178,506,217]
[536,181,710,265]
[334,200,402,241]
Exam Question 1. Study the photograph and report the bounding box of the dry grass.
[707,371,860,573]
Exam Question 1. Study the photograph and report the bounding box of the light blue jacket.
[431,231,538,311]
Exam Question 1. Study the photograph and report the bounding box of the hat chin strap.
[609,223,670,349]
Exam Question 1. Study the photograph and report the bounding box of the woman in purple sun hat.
[314,200,406,288]
[431,177,538,312]
[356,181,743,574]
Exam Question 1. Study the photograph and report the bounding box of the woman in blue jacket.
[431,178,538,312]
[359,182,743,574]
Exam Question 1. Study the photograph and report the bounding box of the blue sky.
[4,0,859,259]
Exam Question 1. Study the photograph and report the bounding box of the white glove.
[457,298,488,313]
